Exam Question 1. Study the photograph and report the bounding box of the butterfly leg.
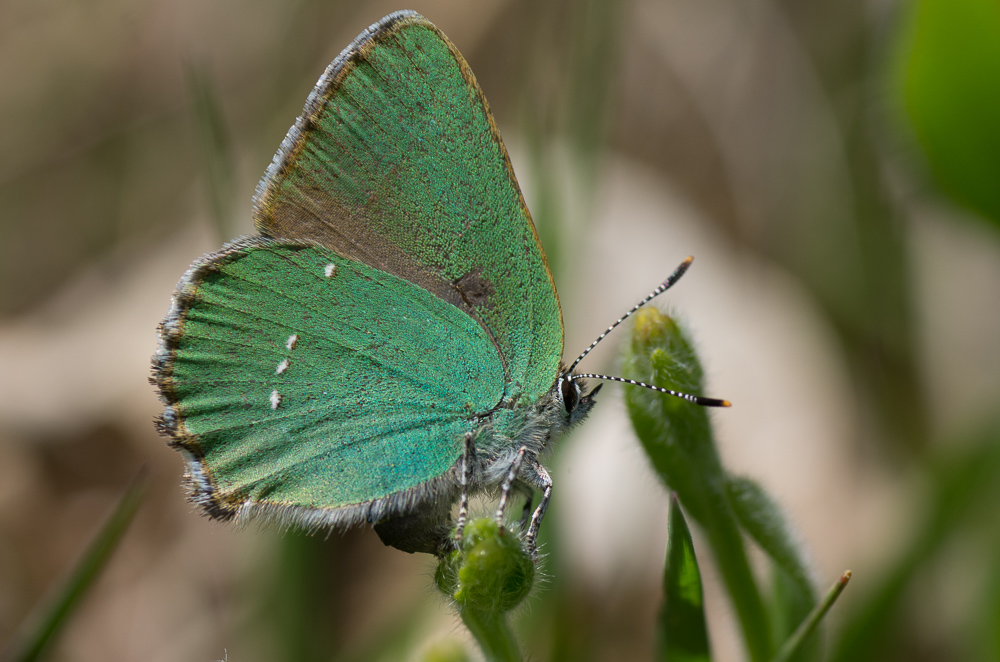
[524,463,553,550]
[454,432,476,545]
[495,447,527,522]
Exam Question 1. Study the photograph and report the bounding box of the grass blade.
[659,495,711,662]
[2,471,146,662]
[772,571,851,662]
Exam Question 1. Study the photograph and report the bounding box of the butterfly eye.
[560,377,580,413]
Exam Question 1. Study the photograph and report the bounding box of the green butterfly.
[153,10,722,555]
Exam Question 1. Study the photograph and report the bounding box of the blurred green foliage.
[895,0,1000,228]
[1,474,145,662]
[831,423,1000,662]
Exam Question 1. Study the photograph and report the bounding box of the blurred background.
[2,0,999,660]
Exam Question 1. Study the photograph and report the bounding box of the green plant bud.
[436,518,535,615]
[622,307,722,525]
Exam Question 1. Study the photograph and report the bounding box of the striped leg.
[525,463,553,550]
[495,447,527,522]
[454,432,475,545]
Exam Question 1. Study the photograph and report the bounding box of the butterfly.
[152,10,725,556]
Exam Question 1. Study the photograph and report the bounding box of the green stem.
[700,482,773,662]
[459,609,521,662]
[772,571,852,662]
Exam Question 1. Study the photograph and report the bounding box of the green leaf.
[659,495,711,662]
[2,472,146,662]
[727,476,817,657]
[728,477,814,603]
[623,307,772,662]
[893,0,1000,226]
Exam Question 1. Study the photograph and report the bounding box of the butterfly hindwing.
[156,238,505,528]
[253,10,564,404]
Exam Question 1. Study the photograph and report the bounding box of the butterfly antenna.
[566,256,694,374]
[566,256,731,408]
[572,374,730,407]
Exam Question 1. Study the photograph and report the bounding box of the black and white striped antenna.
[567,256,730,408]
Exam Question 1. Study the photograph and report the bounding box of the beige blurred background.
[2,1,999,660]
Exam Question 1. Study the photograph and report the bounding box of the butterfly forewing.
[253,11,563,402]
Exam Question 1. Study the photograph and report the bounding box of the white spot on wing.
[270,389,282,410]
[275,358,290,375]
[324,263,336,278]
[286,334,298,350]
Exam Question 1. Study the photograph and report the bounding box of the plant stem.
[459,609,521,662]
[772,571,852,662]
